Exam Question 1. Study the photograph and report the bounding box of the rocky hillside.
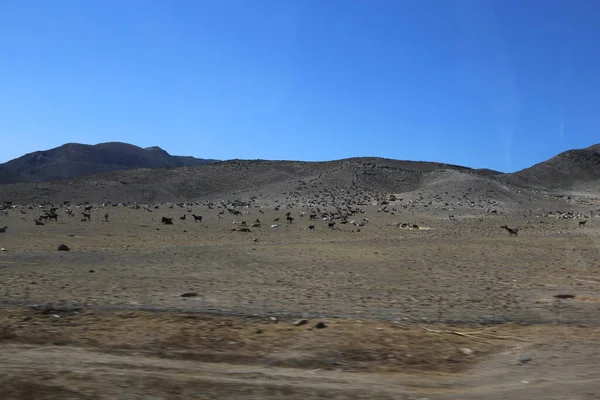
[506,144,600,191]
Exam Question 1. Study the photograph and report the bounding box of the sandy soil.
[1,202,600,399]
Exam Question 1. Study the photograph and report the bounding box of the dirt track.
[1,202,600,398]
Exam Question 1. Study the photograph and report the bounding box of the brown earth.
[1,194,600,399]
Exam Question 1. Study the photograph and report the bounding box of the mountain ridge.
[0,142,218,185]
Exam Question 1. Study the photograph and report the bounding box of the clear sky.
[1,0,599,172]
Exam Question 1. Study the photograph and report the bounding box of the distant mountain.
[0,142,218,185]
[506,143,600,190]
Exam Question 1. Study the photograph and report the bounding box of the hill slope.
[0,142,218,185]
[506,144,600,191]
[0,158,541,216]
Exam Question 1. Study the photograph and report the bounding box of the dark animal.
[180,214,186,220]
[47,213,58,222]
[328,222,336,228]
[500,225,518,236]
[84,205,92,212]
[81,212,91,221]
[0,226,7,233]
[161,217,173,225]
[309,214,317,221]
[307,225,315,231]
[191,214,203,223]
[238,227,251,232]
[35,219,44,226]
[286,216,295,224]
[104,213,109,222]
[579,220,587,227]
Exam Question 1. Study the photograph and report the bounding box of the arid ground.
[1,195,600,399]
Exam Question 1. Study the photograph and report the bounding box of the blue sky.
[1,0,599,172]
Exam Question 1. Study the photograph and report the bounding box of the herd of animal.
[0,198,594,237]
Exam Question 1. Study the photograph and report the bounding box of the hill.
[506,144,600,192]
[0,157,547,218]
[0,142,218,185]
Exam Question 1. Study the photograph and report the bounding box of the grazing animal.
[579,220,587,227]
[286,216,295,224]
[104,213,109,222]
[84,205,92,212]
[81,212,91,221]
[238,227,251,233]
[328,221,336,228]
[273,217,280,222]
[180,214,186,220]
[35,219,44,226]
[0,226,7,233]
[309,214,317,221]
[500,225,518,236]
[285,212,291,217]
[191,214,203,223]
[161,217,173,225]
[47,213,58,222]
[307,225,315,231]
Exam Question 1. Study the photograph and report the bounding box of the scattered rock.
[269,316,279,323]
[459,348,474,356]
[180,292,199,298]
[554,294,575,299]
[57,244,70,252]
[88,270,95,273]
[293,319,308,326]
[519,355,533,364]
[0,248,6,252]
[315,322,327,329]
[255,328,263,334]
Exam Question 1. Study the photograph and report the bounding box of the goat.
[47,213,58,222]
[0,226,7,233]
[104,213,109,222]
[500,225,518,236]
[191,214,203,223]
[286,216,295,224]
[328,221,336,228]
[81,212,91,221]
[309,214,317,221]
[273,217,280,222]
[579,220,587,227]
[34,219,44,226]
[307,225,315,231]
[238,227,251,233]
[180,214,186,220]
[84,205,93,212]
[161,217,173,225]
